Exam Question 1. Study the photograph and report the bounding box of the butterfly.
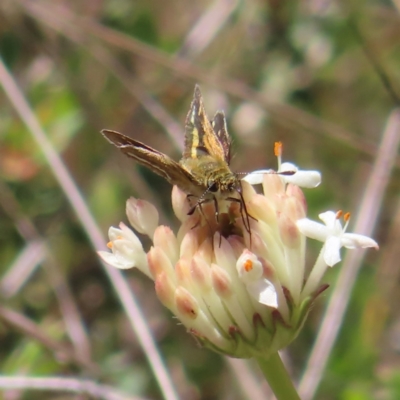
[101,85,251,235]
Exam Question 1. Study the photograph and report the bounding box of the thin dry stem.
[377,196,400,306]
[0,305,98,373]
[227,358,270,400]
[391,0,400,12]
[177,0,239,58]
[0,240,45,297]
[0,376,143,400]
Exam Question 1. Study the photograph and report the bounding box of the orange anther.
[107,241,113,249]
[344,212,351,221]
[336,210,343,219]
[244,259,253,272]
[274,142,283,157]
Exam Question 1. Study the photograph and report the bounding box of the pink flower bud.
[155,271,176,309]
[126,197,159,238]
[282,196,306,222]
[147,246,174,279]
[240,180,257,203]
[260,257,275,279]
[180,230,199,260]
[248,230,269,261]
[191,256,212,291]
[227,235,245,259]
[171,186,190,222]
[262,174,285,200]
[153,225,179,265]
[248,194,276,226]
[175,259,191,286]
[175,287,199,320]
[195,238,213,265]
[211,264,232,299]
[286,184,307,218]
[278,213,300,248]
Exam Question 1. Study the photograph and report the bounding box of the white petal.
[279,162,298,173]
[236,250,263,284]
[341,233,379,250]
[296,218,329,242]
[118,222,143,249]
[323,236,342,266]
[318,211,338,228]
[108,226,123,241]
[283,170,321,188]
[113,239,134,257]
[242,169,274,185]
[246,279,278,308]
[97,251,135,269]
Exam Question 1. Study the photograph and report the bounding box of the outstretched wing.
[183,85,226,162]
[101,129,200,193]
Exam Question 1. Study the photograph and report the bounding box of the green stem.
[255,352,301,400]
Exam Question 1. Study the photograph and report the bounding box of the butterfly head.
[205,172,241,198]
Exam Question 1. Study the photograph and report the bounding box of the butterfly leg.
[213,195,220,223]
[226,190,255,247]
[227,197,250,232]
[211,196,224,247]
[186,194,198,216]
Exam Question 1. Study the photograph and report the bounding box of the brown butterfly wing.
[183,85,226,162]
[101,129,201,194]
[211,110,231,164]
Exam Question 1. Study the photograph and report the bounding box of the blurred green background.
[0,0,399,399]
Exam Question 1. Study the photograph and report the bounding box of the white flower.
[236,250,279,308]
[243,162,321,188]
[98,223,149,272]
[243,141,321,188]
[297,211,379,267]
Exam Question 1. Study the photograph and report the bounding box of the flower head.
[99,172,322,358]
[98,146,378,358]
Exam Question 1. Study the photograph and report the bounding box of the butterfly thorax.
[180,156,240,199]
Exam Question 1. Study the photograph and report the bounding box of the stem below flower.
[255,352,301,400]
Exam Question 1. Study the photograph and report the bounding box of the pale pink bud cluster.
[98,169,378,357]
[100,176,309,357]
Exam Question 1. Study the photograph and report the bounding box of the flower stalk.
[255,352,301,400]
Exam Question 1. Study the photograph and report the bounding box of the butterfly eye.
[209,182,219,192]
